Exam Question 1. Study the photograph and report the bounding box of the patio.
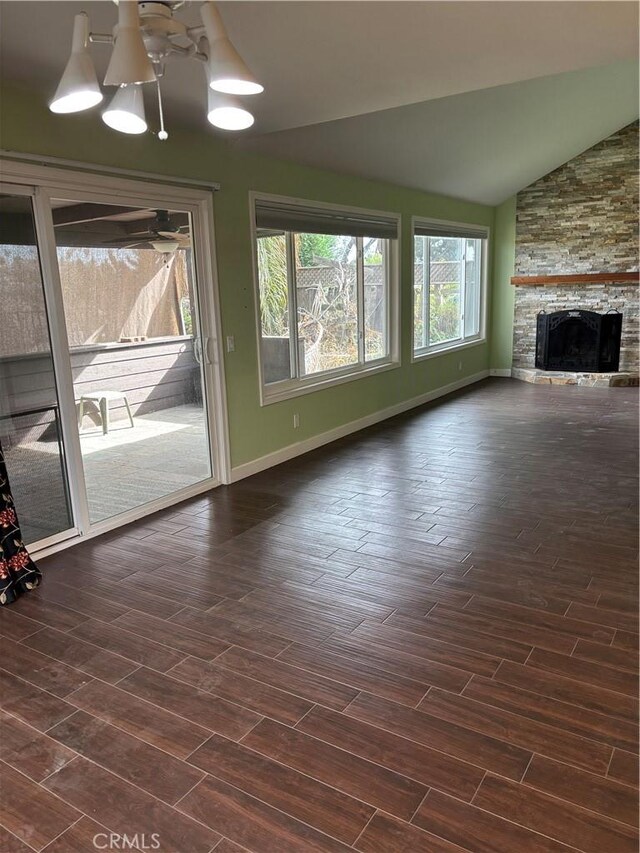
[6,404,210,544]
[80,403,210,522]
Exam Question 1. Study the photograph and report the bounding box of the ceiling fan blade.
[104,238,150,248]
[157,230,191,242]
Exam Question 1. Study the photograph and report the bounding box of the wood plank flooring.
[1,378,638,852]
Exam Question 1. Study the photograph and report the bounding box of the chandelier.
[50,1,263,137]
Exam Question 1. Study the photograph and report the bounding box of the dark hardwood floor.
[1,378,638,852]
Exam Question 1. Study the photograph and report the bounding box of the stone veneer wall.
[512,121,639,372]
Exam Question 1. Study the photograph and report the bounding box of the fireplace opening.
[535,309,622,372]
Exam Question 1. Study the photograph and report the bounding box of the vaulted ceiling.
[0,1,638,204]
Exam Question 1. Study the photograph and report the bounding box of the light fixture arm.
[89,33,115,45]
[165,43,196,58]
[187,25,207,41]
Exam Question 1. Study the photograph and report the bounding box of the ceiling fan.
[112,209,192,252]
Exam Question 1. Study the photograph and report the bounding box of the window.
[253,195,399,402]
[413,219,488,356]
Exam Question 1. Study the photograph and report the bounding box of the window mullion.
[458,239,467,340]
[384,240,391,358]
[422,237,430,349]
[287,233,300,378]
[356,236,365,364]
[460,239,466,339]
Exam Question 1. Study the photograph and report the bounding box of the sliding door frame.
[0,159,231,557]
[33,187,92,537]
[0,181,80,552]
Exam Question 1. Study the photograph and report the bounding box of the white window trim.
[411,216,489,363]
[249,191,401,406]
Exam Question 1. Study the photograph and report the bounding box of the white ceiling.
[0,1,638,203]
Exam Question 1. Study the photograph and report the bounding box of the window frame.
[411,216,489,361]
[250,191,401,405]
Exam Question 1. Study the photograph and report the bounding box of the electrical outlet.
[293,413,300,429]
[458,360,463,371]
[226,336,235,353]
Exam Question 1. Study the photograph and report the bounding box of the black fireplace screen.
[535,309,622,372]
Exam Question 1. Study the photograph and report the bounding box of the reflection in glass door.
[50,199,213,524]
[0,190,74,545]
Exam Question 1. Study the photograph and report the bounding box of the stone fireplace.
[511,122,639,387]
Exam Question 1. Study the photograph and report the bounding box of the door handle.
[203,336,213,365]
[196,336,213,365]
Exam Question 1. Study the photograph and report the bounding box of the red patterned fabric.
[0,440,41,605]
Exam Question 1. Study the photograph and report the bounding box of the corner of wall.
[490,195,517,371]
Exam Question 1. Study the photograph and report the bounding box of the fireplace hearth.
[535,309,622,372]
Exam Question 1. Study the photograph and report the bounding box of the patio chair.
[78,391,135,435]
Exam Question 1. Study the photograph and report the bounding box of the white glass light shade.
[207,38,263,95]
[50,13,103,114]
[201,2,263,95]
[207,89,254,130]
[104,1,155,86]
[102,85,147,134]
[151,240,179,253]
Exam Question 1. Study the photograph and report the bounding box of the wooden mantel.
[511,272,639,286]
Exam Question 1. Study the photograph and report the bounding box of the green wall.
[490,196,516,371]
[1,84,497,469]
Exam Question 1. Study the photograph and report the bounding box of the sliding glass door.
[0,187,74,546]
[0,169,225,551]
[50,198,213,524]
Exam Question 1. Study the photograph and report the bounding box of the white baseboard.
[489,368,512,377]
[230,370,490,482]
